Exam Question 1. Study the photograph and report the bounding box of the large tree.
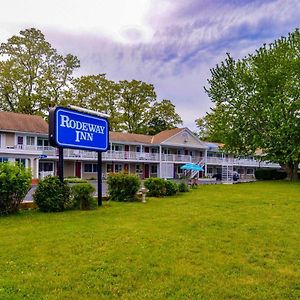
[145,99,183,135]
[0,28,79,117]
[204,29,300,180]
[118,80,156,133]
[65,74,122,131]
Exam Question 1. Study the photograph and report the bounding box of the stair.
[190,159,205,179]
[221,164,233,183]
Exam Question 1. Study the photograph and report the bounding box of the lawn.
[0,181,300,299]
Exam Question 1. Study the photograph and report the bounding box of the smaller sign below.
[49,107,109,152]
[39,154,48,159]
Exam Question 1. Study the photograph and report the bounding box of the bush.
[178,181,189,192]
[255,169,287,180]
[164,180,179,196]
[144,178,166,197]
[71,183,96,210]
[0,162,31,215]
[107,172,141,202]
[33,176,70,212]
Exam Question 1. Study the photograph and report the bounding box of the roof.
[0,111,48,134]
[151,127,184,144]
[109,131,152,144]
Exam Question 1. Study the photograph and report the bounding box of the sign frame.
[49,106,109,152]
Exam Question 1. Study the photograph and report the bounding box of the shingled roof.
[0,111,48,134]
[109,131,152,144]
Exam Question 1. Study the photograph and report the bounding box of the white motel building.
[0,111,280,181]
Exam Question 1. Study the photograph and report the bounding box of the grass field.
[0,181,300,299]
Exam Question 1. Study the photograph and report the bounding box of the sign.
[49,107,109,152]
[39,154,48,159]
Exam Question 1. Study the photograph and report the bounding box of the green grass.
[0,181,300,299]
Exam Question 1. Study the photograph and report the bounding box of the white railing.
[206,157,280,168]
[161,154,203,163]
[39,171,55,179]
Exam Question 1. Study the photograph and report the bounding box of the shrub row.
[33,176,97,212]
[255,169,287,180]
[144,178,189,197]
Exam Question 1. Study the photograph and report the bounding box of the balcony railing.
[0,145,280,168]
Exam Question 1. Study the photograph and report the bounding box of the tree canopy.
[204,29,300,180]
[0,28,80,117]
[0,28,183,134]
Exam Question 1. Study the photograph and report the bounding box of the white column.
[35,158,39,179]
[159,145,162,178]
[204,149,208,177]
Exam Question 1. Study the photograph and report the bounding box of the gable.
[161,128,207,149]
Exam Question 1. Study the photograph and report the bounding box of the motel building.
[0,111,280,181]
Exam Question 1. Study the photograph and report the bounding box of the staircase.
[221,163,234,183]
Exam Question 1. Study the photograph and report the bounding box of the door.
[75,161,81,178]
[125,145,129,159]
[144,164,149,179]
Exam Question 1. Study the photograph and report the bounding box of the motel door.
[75,161,81,178]
[125,145,129,159]
[144,164,149,179]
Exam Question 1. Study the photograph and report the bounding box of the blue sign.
[39,154,48,159]
[49,107,109,152]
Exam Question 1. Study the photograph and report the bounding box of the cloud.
[1,0,300,130]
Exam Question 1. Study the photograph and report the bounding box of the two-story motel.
[0,111,280,181]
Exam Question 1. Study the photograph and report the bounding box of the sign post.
[49,106,109,206]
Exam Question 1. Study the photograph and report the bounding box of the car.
[212,173,222,181]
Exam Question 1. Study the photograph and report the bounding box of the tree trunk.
[282,162,299,181]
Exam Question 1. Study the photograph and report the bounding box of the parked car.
[212,173,222,181]
[233,171,240,181]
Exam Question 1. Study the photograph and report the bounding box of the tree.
[118,80,156,133]
[204,29,300,180]
[0,28,80,117]
[145,99,183,135]
[65,74,122,131]
[195,114,223,142]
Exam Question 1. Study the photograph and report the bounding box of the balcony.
[206,157,280,168]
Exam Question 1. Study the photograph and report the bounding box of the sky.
[0,0,300,130]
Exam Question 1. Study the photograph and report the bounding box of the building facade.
[0,111,280,181]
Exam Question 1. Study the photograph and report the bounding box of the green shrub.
[65,178,88,183]
[107,172,141,202]
[71,183,96,210]
[144,178,166,197]
[33,176,70,212]
[0,162,31,215]
[164,180,179,196]
[255,169,287,180]
[178,181,189,192]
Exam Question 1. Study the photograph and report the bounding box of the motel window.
[151,165,157,174]
[107,164,113,173]
[247,169,254,175]
[37,138,49,147]
[0,157,8,163]
[136,146,141,153]
[26,136,35,146]
[39,162,53,172]
[136,164,142,173]
[84,163,98,173]
[151,148,158,153]
[0,134,1,148]
[17,136,24,145]
[114,164,122,173]
[112,144,122,151]
[16,158,26,167]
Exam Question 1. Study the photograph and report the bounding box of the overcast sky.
[1,0,300,129]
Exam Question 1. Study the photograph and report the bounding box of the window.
[16,158,26,167]
[84,163,98,173]
[0,134,2,148]
[0,157,8,163]
[247,168,254,175]
[107,164,113,173]
[136,146,141,153]
[39,162,53,172]
[112,144,123,151]
[114,164,122,173]
[136,164,142,173]
[151,165,158,174]
[26,136,35,146]
[37,138,49,147]
[17,136,24,145]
